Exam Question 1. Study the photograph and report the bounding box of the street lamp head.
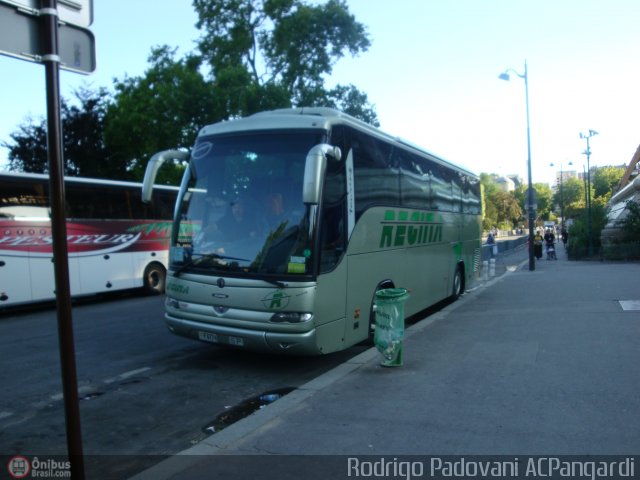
[580,129,599,139]
[498,72,510,81]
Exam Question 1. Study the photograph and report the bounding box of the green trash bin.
[374,288,409,367]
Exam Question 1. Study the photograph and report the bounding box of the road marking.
[50,385,97,402]
[619,300,640,311]
[104,366,152,384]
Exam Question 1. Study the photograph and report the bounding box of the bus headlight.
[269,312,313,324]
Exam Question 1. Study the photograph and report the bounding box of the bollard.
[489,258,496,277]
[374,288,409,367]
[482,260,489,281]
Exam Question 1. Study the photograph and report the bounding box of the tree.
[2,88,115,177]
[61,87,119,178]
[514,182,553,224]
[2,116,48,173]
[480,173,499,230]
[4,1,379,180]
[592,166,625,201]
[567,202,607,259]
[490,190,522,228]
[480,173,522,230]
[192,0,377,121]
[557,176,587,220]
[618,200,640,243]
[322,84,379,126]
[104,47,217,183]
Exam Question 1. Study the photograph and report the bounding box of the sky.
[1,0,639,186]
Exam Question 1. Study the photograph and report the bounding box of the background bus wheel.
[143,263,166,295]
[450,265,463,300]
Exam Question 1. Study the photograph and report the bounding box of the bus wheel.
[450,265,463,300]
[143,263,166,295]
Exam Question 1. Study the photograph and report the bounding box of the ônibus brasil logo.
[7,456,71,478]
[7,456,30,479]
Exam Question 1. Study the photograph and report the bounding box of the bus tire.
[143,262,166,295]
[450,264,463,300]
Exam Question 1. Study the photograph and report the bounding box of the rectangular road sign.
[0,2,95,73]
[0,0,93,27]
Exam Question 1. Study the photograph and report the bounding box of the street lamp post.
[500,60,535,271]
[579,129,598,256]
[550,161,572,231]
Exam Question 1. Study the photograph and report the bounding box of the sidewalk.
[133,250,640,479]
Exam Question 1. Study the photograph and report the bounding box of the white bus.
[142,108,482,355]
[0,172,178,308]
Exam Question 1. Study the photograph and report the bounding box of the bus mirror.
[142,150,189,203]
[303,145,342,205]
[328,146,342,162]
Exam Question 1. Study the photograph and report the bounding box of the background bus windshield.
[173,131,324,277]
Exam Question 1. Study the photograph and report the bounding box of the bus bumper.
[165,314,322,355]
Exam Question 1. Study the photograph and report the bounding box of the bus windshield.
[172,130,325,278]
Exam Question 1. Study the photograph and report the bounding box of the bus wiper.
[173,252,250,277]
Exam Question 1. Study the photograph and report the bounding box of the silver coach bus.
[142,108,482,355]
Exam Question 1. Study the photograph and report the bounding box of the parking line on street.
[619,300,640,311]
[104,366,152,384]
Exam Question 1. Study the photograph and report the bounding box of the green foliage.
[3,88,119,178]
[534,183,554,221]
[1,117,47,173]
[193,0,375,118]
[567,203,607,259]
[105,47,215,183]
[321,84,379,126]
[602,199,640,259]
[4,1,378,181]
[618,200,640,243]
[592,165,625,202]
[480,174,522,231]
[553,176,586,220]
[512,182,553,225]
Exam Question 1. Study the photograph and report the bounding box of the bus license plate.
[198,331,219,343]
[198,331,244,347]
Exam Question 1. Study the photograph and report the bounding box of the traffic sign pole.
[41,0,86,478]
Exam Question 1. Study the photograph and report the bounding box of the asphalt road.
[0,292,367,478]
[0,248,520,479]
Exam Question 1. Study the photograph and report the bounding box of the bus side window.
[319,161,346,273]
[397,148,432,210]
[350,129,397,219]
[466,177,482,215]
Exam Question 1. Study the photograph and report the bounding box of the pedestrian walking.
[561,227,568,249]
[486,233,497,257]
[533,229,544,260]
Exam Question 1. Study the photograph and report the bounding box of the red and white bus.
[0,172,178,308]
